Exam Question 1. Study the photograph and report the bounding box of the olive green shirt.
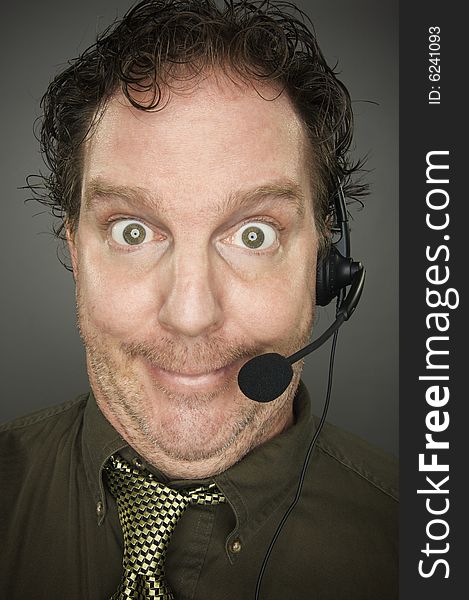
[0,381,398,599]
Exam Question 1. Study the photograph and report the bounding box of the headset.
[316,183,364,307]
[236,182,366,599]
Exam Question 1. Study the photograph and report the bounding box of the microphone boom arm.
[287,267,365,366]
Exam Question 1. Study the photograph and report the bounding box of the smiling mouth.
[145,358,244,392]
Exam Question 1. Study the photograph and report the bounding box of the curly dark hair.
[28,0,366,265]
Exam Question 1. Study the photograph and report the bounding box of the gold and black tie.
[105,454,226,599]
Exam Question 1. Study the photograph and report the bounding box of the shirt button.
[96,501,104,517]
[229,538,242,554]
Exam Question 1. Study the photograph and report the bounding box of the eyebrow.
[83,177,307,219]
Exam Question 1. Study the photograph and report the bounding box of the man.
[0,1,398,599]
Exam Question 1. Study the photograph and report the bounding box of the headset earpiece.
[316,246,363,306]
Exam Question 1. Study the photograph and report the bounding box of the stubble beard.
[76,296,312,476]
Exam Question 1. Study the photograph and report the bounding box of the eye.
[233,222,278,250]
[110,220,154,246]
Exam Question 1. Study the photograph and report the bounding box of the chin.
[137,381,261,463]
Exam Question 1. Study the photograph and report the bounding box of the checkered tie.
[105,454,226,599]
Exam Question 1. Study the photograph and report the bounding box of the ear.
[65,223,78,282]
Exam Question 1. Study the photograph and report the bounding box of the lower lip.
[145,359,242,393]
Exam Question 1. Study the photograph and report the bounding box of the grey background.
[0,1,398,456]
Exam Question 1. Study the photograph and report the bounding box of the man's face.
[68,73,318,478]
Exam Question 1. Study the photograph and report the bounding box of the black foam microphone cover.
[237,352,293,403]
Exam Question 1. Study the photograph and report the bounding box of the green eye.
[235,222,277,250]
[242,226,265,249]
[111,220,153,246]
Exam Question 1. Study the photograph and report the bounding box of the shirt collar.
[82,380,314,546]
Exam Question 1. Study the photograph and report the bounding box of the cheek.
[77,246,159,338]
[230,263,315,347]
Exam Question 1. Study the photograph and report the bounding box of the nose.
[157,247,224,338]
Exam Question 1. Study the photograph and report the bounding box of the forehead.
[82,73,311,213]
